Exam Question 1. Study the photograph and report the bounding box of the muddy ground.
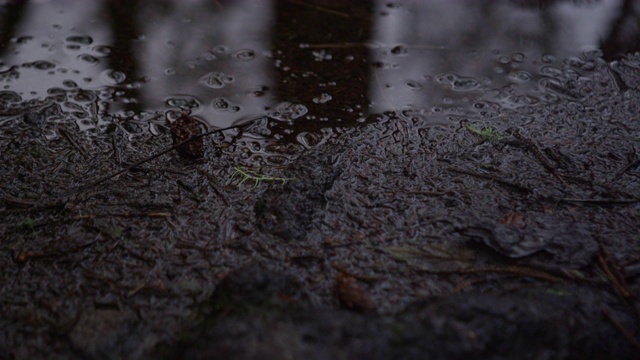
[2,53,640,359]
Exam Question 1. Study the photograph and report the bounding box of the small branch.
[447,167,532,194]
[74,212,171,219]
[73,118,262,193]
[602,309,640,351]
[556,197,640,205]
[510,129,572,188]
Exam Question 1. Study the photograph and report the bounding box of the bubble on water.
[539,65,562,77]
[211,97,230,110]
[296,131,323,149]
[77,54,100,64]
[405,80,422,91]
[200,71,233,88]
[213,45,228,54]
[390,44,408,55]
[165,68,176,75]
[101,69,126,85]
[233,49,255,61]
[564,57,585,68]
[66,35,93,45]
[268,102,308,121]
[15,36,33,44]
[27,60,55,70]
[62,80,77,88]
[0,90,21,102]
[541,53,555,63]
[52,24,62,30]
[93,45,112,57]
[249,85,268,97]
[73,90,97,102]
[509,70,531,82]
[498,55,510,64]
[436,73,480,91]
[436,73,456,84]
[312,93,332,104]
[203,51,217,61]
[166,96,199,109]
[511,52,525,62]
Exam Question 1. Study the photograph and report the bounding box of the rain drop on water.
[92,45,112,57]
[30,60,55,70]
[511,52,525,62]
[66,35,93,45]
[268,102,308,121]
[0,90,21,102]
[509,70,531,82]
[77,54,100,64]
[213,45,228,54]
[101,69,126,85]
[233,49,255,61]
[390,44,408,55]
[200,72,233,89]
[15,36,33,44]
[452,78,479,90]
[166,96,199,109]
[541,53,556,63]
[312,93,332,104]
[211,97,230,110]
[405,80,422,91]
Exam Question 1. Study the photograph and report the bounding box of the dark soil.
[2,2,640,359]
[2,51,640,359]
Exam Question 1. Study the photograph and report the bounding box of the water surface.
[0,0,638,145]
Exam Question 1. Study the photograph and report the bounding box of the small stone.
[170,113,204,159]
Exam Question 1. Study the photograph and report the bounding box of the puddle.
[2,1,640,359]
[1,0,637,146]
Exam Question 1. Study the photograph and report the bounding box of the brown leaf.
[335,272,375,312]
[500,211,526,228]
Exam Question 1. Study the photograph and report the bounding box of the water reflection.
[369,0,627,115]
[0,0,638,137]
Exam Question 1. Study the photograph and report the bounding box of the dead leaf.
[335,272,375,312]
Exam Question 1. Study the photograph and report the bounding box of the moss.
[465,122,506,143]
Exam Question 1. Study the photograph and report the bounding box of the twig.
[196,168,230,206]
[74,118,261,193]
[510,129,572,188]
[447,167,532,194]
[602,309,640,351]
[556,197,640,205]
[598,254,634,299]
[59,127,88,159]
[285,0,351,18]
[74,212,171,219]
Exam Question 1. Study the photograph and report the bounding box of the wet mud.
[2,52,640,359]
[2,1,640,359]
